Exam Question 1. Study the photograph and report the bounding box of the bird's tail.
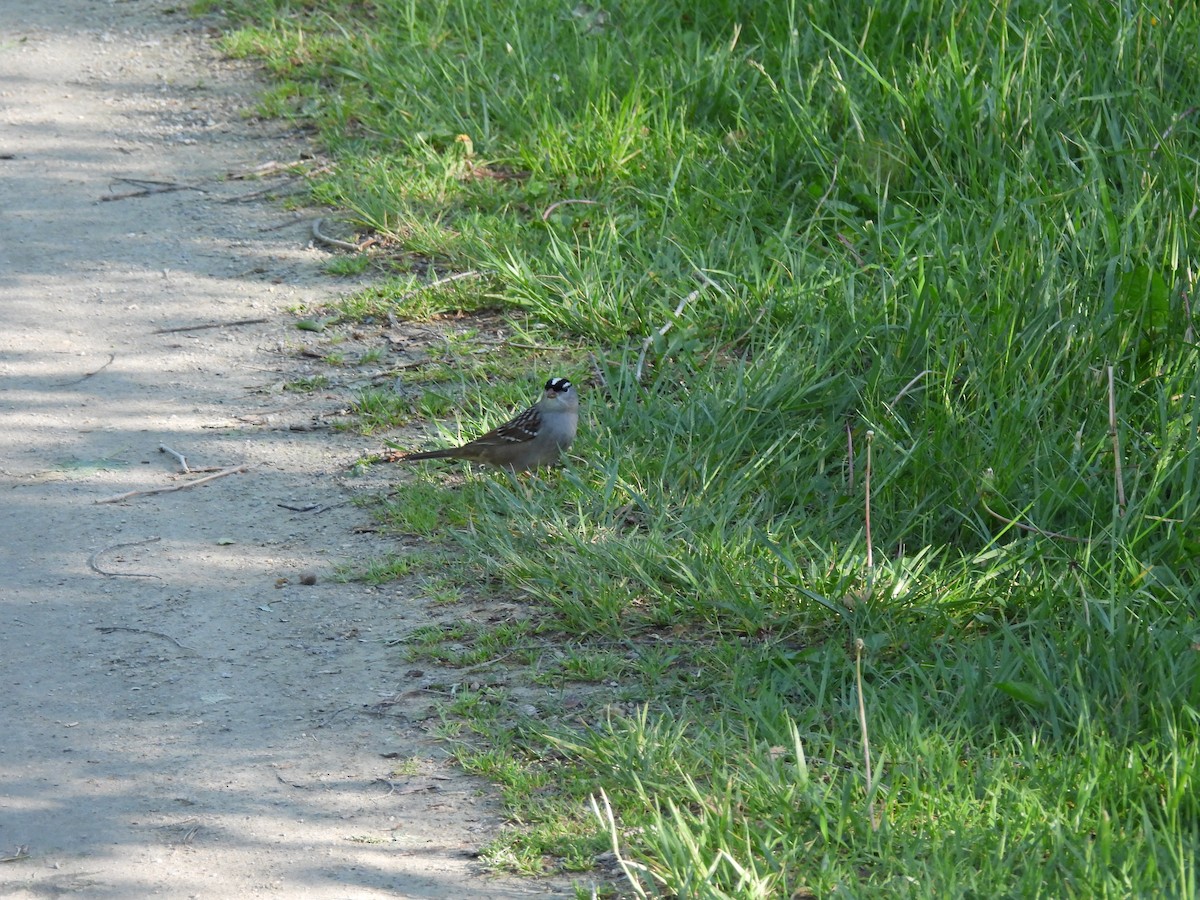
[401,448,458,461]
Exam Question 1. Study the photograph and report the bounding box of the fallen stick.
[101,177,206,201]
[153,317,269,334]
[94,465,251,505]
[158,443,190,473]
[228,159,304,179]
[259,212,313,232]
[54,352,115,387]
[96,625,197,654]
[541,198,598,221]
[88,536,163,578]
[222,181,308,205]
[311,216,365,251]
[634,273,720,382]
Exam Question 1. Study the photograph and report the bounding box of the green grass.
[213,0,1200,895]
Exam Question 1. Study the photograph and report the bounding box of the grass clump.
[215,0,1200,895]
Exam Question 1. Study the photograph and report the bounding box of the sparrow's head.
[541,376,578,410]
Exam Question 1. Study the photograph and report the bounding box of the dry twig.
[228,159,307,179]
[88,537,163,578]
[864,430,875,574]
[54,352,115,387]
[1150,106,1198,158]
[158,443,190,473]
[541,198,598,220]
[980,495,1086,543]
[1184,267,1195,345]
[846,423,856,494]
[634,272,719,382]
[101,177,205,201]
[889,370,932,407]
[96,625,197,654]
[222,181,309,204]
[1108,365,1126,517]
[311,217,365,251]
[153,317,269,335]
[259,212,314,233]
[93,465,251,505]
[588,352,611,400]
[0,846,30,864]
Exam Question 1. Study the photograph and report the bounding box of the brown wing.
[457,406,540,449]
[401,405,540,463]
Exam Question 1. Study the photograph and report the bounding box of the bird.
[400,377,579,471]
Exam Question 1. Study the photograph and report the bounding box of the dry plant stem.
[1184,270,1195,344]
[1108,365,1127,516]
[228,158,299,179]
[1071,563,1092,636]
[258,212,313,233]
[1150,105,1198,157]
[836,232,866,267]
[153,317,269,334]
[88,536,163,578]
[116,176,199,190]
[224,180,308,204]
[889,369,931,406]
[0,846,30,864]
[102,177,205,201]
[540,198,598,220]
[158,443,190,473]
[227,158,331,182]
[846,423,855,493]
[811,158,841,221]
[468,336,570,352]
[96,625,198,654]
[980,496,1086,543]
[55,352,115,387]
[588,352,611,400]
[634,272,719,382]
[392,270,483,306]
[449,651,515,679]
[854,638,881,831]
[93,465,251,504]
[864,430,875,574]
[311,217,365,251]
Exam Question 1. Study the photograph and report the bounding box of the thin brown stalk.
[1108,366,1126,516]
[846,423,855,493]
[980,496,1087,543]
[864,430,875,573]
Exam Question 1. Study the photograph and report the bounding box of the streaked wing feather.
[461,406,540,447]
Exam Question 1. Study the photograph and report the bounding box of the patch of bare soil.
[0,1,572,896]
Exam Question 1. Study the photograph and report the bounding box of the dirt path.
[0,2,567,897]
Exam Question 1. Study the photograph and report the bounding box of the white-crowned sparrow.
[401,377,579,471]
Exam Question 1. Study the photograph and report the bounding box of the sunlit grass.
[216,0,1200,895]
